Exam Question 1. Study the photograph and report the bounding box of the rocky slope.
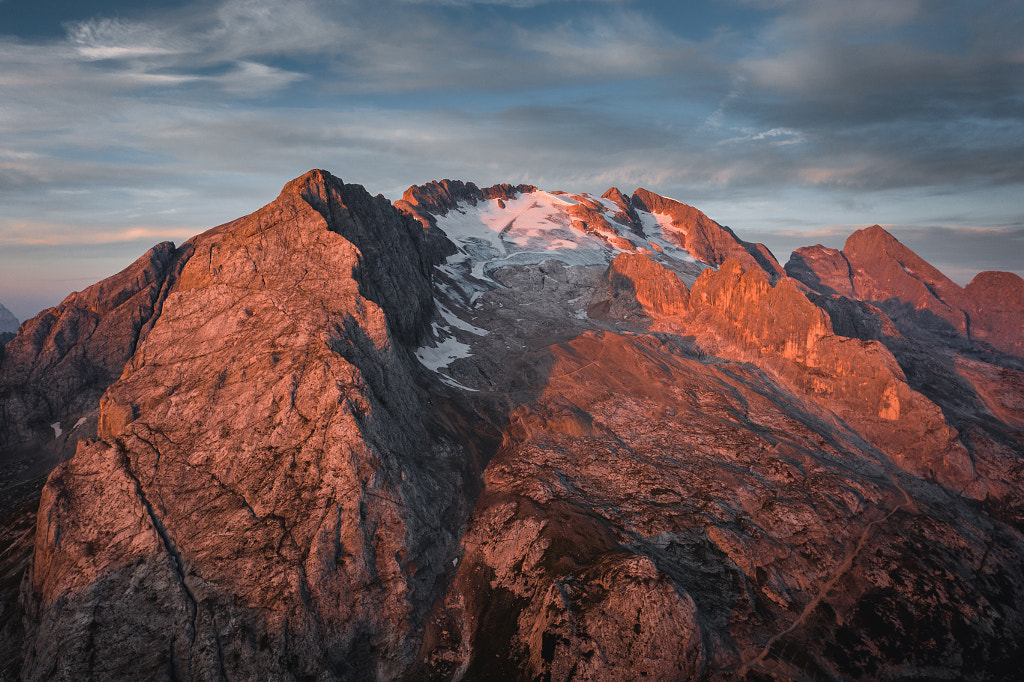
[1,171,1022,681]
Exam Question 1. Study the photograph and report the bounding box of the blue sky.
[1,0,1022,321]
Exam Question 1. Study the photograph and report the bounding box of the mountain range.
[1,169,1022,680]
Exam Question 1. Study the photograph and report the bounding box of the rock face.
[0,246,180,448]
[842,225,973,340]
[3,173,1023,681]
[788,226,1024,358]
[966,270,1024,357]
[630,188,785,279]
[684,261,975,495]
[783,244,856,298]
[15,171,473,680]
[785,226,1024,504]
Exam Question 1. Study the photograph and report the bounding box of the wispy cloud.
[396,0,626,6]
[0,220,198,246]
[0,0,1022,318]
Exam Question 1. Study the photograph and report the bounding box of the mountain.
[1,170,1022,681]
[0,303,17,343]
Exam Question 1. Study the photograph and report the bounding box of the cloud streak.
[0,0,1022,318]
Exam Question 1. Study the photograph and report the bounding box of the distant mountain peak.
[0,302,18,335]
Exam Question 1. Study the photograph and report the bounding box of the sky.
[1,0,1022,322]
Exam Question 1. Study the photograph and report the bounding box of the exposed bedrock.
[4,173,1022,681]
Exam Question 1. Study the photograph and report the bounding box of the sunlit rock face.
[2,171,1023,681]
[966,270,1024,357]
[16,171,472,680]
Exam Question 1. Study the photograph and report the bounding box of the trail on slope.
[736,475,913,679]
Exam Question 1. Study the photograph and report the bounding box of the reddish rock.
[785,244,856,297]
[600,186,641,230]
[789,228,1024,360]
[396,179,535,228]
[685,260,977,493]
[965,270,1024,357]
[6,171,1024,682]
[606,253,689,317]
[421,329,1023,680]
[21,171,468,681]
[630,188,784,279]
[785,229,1024,492]
[0,242,182,449]
[842,225,973,339]
[565,202,635,251]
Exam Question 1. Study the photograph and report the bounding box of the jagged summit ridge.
[1,170,1022,681]
[397,180,784,283]
[787,223,1024,356]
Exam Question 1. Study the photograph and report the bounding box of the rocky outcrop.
[419,328,1024,680]
[685,260,978,494]
[783,229,1024,506]
[0,243,183,449]
[842,225,973,341]
[785,226,1024,357]
[19,171,471,680]
[396,179,535,228]
[785,244,856,298]
[605,253,689,317]
[966,270,1024,357]
[288,170,437,345]
[788,227,1024,360]
[395,180,537,265]
[600,187,641,230]
[566,203,635,251]
[630,188,785,279]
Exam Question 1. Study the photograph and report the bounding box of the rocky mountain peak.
[844,222,897,248]
[0,303,17,336]
[399,178,485,215]
[2,169,1023,681]
[785,243,856,297]
[599,186,640,228]
[630,188,784,278]
[789,225,978,344]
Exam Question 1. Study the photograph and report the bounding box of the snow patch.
[436,192,613,276]
[51,422,62,438]
[636,209,697,262]
[437,302,488,337]
[434,192,707,289]
[415,328,472,372]
[437,373,479,392]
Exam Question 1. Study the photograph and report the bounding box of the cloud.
[396,0,625,6]
[2,0,1023,319]
[0,220,198,246]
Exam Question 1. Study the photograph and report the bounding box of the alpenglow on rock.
[1,170,1022,681]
